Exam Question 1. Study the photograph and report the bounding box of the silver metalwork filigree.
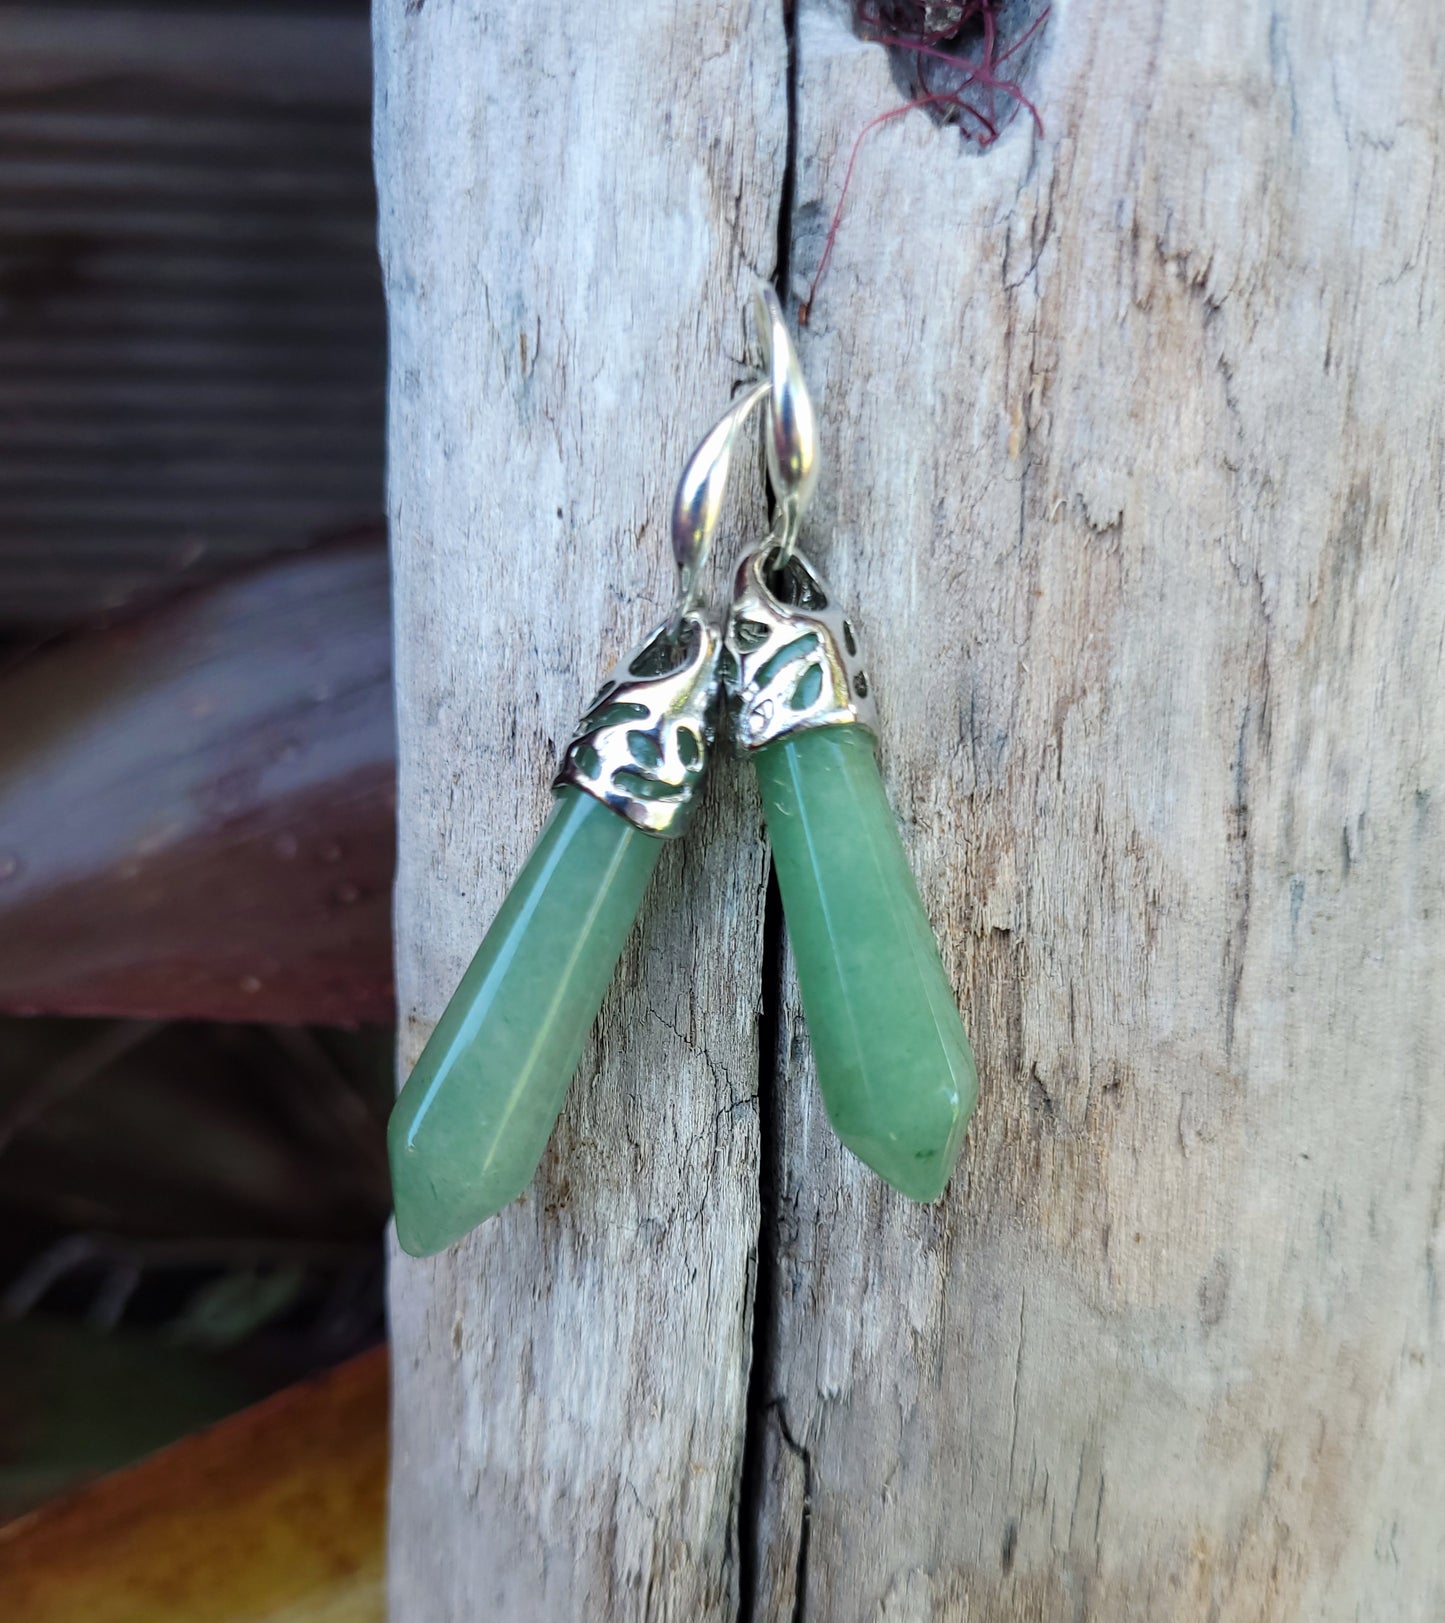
[724,539,877,751]
[558,284,830,820]
[554,610,723,838]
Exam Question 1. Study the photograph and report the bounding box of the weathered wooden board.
[383,0,1445,1617]
[377,1,784,1616]
[744,1,1445,1617]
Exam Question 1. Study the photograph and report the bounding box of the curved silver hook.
[670,377,769,630]
[752,284,818,566]
[667,287,820,630]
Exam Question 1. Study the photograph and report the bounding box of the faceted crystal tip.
[388,788,663,1254]
[753,725,978,1201]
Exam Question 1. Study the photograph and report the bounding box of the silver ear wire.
[752,284,818,567]
[671,284,822,632]
[669,379,769,633]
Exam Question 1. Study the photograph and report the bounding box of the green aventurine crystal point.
[754,724,978,1200]
[388,787,661,1256]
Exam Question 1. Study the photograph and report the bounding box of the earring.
[388,382,766,1256]
[725,288,979,1200]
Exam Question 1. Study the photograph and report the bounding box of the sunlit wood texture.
[376,0,784,1615]
[0,1346,387,1622]
[381,0,1445,1617]
[0,5,383,631]
[745,1,1445,1617]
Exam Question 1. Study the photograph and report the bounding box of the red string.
[800,2,1051,325]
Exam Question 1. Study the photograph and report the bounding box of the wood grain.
[382,0,1445,1616]
[376,1,785,1616]
[745,1,1445,1617]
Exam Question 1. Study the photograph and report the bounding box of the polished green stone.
[753,725,977,1200]
[388,787,662,1255]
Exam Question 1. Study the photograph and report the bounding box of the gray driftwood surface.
[378,0,1445,1618]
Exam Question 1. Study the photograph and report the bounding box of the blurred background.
[0,0,393,1535]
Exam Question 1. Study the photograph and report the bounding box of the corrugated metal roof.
[0,4,385,630]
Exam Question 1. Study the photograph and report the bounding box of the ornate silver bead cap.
[724,541,877,752]
[554,609,722,838]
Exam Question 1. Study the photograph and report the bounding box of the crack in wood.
[736,4,803,1615]
[736,865,790,1620]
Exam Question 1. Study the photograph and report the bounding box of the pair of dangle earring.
[389,289,977,1258]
